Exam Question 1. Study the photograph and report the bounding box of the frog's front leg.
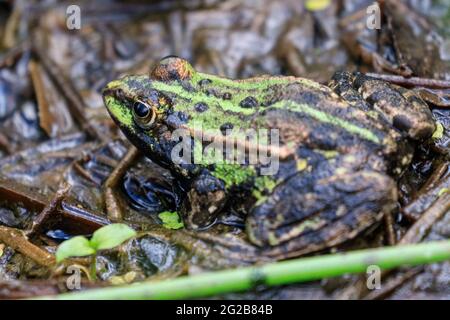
[329,71,435,140]
[246,166,397,257]
[181,171,227,229]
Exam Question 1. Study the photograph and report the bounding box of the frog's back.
[199,73,399,144]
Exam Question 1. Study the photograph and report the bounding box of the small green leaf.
[56,236,95,263]
[90,223,137,250]
[305,0,331,11]
[159,211,184,230]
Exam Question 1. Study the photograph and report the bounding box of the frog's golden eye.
[132,100,157,129]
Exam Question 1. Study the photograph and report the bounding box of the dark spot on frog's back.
[220,123,234,135]
[165,111,189,128]
[198,79,212,86]
[392,114,413,132]
[194,102,208,112]
[222,92,232,100]
[240,96,258,108]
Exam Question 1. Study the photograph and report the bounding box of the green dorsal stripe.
[152,81,381,144]
[271,101,381,144]
[194,72,323,90]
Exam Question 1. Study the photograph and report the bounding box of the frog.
[102,56,435,258]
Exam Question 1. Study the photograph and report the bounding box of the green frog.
[103,56,435,258]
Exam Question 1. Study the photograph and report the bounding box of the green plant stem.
[90,254,97,281]
[39,240,450,300]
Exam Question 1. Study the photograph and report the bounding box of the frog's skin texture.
[103,57,435,258]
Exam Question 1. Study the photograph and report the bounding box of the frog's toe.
[353,73,435,140]
[328,71,371,111]
[246,170,397,257]
[181,172,227,230]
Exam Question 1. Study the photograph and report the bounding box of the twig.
[363,267,423,300]
[399,193,450,245]
[94,154,119,168]
[418,162,449,195]
[0,279,60,299]
[27,183,71,238]
[103,189,124,222]
[36,240,450,300]
[339,190,450,299]
[403,170,450,221]
[365,193,449,299]
[103,146,140,221]
[0,278,104,299]
[0,177,109,234]
[29,59,55,137]
[416,88,450,108]
[2,6,20,48]
[366,73,450,89]
[73,161,100,185]
[60,202,111,232]
[0,41,29,68]
[384,212,396,245]
[0,132,12,154]
[103,146,139,189]
[0,226,55,267]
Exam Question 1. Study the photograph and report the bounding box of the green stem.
[90,253,97,281]
[40,240,450,300]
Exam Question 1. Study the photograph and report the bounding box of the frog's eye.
[132,100,157,129]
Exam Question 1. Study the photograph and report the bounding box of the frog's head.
[103,56,195,132]
[102,56,199,174]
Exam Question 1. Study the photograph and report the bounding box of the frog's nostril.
[114,88,125,100]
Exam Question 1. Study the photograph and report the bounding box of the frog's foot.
[328,71,372,112]
[245,169,397,258]
[329,71,435,140]
[181,171,227,230]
